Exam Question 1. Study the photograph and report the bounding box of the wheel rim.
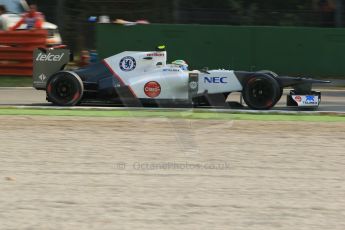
[50,75,80,103]
[247,79,274,107]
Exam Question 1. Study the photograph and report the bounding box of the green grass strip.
[0,77,32,87]
[0,108,344,122]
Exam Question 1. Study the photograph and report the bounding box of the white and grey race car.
[33,46,330,110]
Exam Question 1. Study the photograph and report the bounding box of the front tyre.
[46,71,84,106]
[243,74,281,110]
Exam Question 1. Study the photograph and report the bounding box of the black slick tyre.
[243,74,281,110]
[46,71,84,106]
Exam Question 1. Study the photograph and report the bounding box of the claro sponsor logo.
[204,77,228,84]
[36,53,65,62]
[144,81,161,98]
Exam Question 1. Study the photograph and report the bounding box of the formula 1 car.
[33,46,330,110]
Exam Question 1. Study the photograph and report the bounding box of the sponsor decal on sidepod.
[144,81,161,98]
[119,56,136,71]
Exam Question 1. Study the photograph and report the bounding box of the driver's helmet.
[172,60,188,71]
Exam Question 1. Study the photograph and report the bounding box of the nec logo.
[36,53,65,62]
[204,77,228,84]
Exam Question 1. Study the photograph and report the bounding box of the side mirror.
[200,67,210,74]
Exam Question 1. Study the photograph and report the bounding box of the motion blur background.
[30,0,345,50]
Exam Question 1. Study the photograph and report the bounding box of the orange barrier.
[0,30,47,76]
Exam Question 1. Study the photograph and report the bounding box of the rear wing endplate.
[33,48,71,90]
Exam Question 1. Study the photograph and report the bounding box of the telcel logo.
[204,77,227,84]
[36,53,65,62]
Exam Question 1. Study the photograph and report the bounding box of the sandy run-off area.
[0,115,345,230]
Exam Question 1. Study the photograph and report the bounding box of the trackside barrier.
[0,30,47,76]
[96,24,345,77]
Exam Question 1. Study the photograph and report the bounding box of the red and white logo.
[294,96,302,102]
[147,53,164,57]
[144,81,161,98]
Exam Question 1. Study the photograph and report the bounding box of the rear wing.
[33,48,71,90]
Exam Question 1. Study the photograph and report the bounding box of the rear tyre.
[46,71,84,106]
[243,74,281,110]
